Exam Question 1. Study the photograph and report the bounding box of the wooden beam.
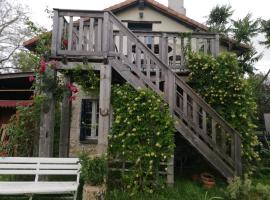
[0,89,34,92]
[39,70,56,157]
[97,62,112,154]
[59,75,71,157]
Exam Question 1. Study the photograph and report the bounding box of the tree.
[249,71,270,130]
[260,19,270,48]
[231,13,260,44]
[207,5,233,34]
[0,0,31,71]
[207,5,261,74]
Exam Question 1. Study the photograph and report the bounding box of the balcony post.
[102,12,109,57]
[214,34,220,57]
[51,9,59,57]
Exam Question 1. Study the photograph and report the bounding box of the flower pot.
[0,152,8,157]
[200,172,215,189]
[82,184,106,200]
[191,174,199,182]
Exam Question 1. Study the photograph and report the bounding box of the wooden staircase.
[51,9,242,179]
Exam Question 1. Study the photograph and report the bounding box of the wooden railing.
[51,9,242,178]
[51,9,219,70]
[51,9,112,58]
[113,30,219,70]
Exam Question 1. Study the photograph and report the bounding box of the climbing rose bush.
[108,84,175,195]
[187,52,260,173]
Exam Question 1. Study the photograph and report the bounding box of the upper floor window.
[128,22,153,31]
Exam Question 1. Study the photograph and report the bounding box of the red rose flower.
[39,60,46,74]
[67,82,78,93]
[28,75,35,82]
[69,95,76,102]
[63,39,68,48]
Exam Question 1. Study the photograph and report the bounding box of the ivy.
[187,52,260,173]
[108,84,175,195]
[64,64,100,94]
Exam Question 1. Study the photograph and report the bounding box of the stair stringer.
[174,117,235,179]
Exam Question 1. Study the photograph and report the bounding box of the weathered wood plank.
[57,17,64,51]
[172,37,176,67]
[211,119,217,143]
[102,12,109,53]
[39,70,56,157]
[97,18,103,52]
[51,10,59,56]
[97,63,112,154]
[78,18,84,51]
[215,34,220,57]
[59,75,71,158]
[183,92,187,116]
[67,16,73,51]
[264,113,270,132]
[193,101,198,126]
[119,33,123,54]
[202,111,207,134]
[88,18,94,52]
[127,39,132,63]
[136,45,141,70]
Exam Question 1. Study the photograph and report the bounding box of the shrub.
[108,84,175,195]
[226,176,270,200]
[187,52,260,173]
[79,153,107,186]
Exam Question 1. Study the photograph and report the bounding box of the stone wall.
[69,88,99,157]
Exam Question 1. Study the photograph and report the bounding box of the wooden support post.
[97,62,112,155]
[214,34,220,57]
[39,70,56,157]
[51,10,59,57]
[164,69,175,186]
[59,75,71,157]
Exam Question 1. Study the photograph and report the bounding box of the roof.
[0,72,34,80]
[105,0,208,31]
[0,100,33,108]
[23,0,249,51]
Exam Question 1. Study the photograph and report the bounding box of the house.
[23,0,244,183]
[0,72,34,128]
[0,72,34,152]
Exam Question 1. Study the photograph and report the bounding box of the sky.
[18,0,270,73]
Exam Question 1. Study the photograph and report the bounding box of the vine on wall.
[108,84,175,195]
[187,51,260,173]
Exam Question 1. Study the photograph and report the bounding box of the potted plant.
[200,172,216,189]
[79,153,107,200]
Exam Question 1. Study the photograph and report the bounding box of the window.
[128,22,153,31]
[80,99,99,142]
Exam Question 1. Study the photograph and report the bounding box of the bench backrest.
[0,157,80,183]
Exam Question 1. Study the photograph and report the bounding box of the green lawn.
[106,178,226,200]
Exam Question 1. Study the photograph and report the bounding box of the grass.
[0,177,226,200]
[106,178,227,200]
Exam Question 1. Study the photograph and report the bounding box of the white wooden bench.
[0,157,81,200]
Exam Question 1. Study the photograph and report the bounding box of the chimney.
[168,0,186,15]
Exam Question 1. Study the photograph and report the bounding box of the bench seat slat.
[0,164,37,169]
[0,182,77,195]
[0,157,79,164]
[0,164,78,170]
[0,169,78,175]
